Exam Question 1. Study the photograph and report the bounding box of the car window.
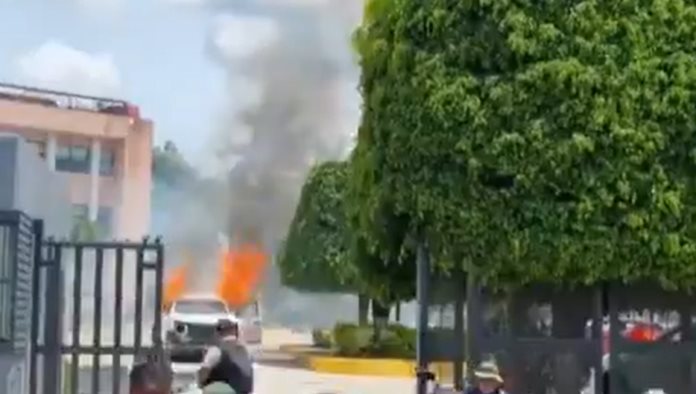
[173,299,228,314]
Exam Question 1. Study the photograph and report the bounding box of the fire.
[161,244,267,311]
[163,263,188,311]
[216,244,267,308]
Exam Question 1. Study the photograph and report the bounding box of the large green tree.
[352,0,696,290]
[278,160,415,326]
[278,161,358,292]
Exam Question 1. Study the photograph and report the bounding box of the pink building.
[0,83,153,240]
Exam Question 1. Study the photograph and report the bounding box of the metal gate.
[29,221,165,394]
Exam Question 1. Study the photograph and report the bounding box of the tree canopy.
[278,161,416,302]
[277,161,358,292]
[152,141,198,188]
[351,0,696,290]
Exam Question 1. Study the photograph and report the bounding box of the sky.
[0,0,361,175]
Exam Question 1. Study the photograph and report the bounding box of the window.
[55,144,90,173]
[173,299,228,315]
[0,226,13,341]
[100,148,116,176]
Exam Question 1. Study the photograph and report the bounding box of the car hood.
[167,312,238,325]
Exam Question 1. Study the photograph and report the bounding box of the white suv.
[163,294,240,361]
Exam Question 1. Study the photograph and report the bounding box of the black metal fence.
[0,210,34,354]
[606,284,696,394]
[468,285,603,394]
[0,209,166,394]
[415,246,696,394]
[32,235,165,394]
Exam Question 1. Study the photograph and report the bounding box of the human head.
[216,319,239,339]
[474,361,503,393]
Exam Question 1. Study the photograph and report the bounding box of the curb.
[277,346,463,378]
[306,355,416,377]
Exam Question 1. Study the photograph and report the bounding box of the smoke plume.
[206,0,364,326]
[208,0,362,245]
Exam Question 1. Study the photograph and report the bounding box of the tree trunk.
[395,302,401,323]
[371,299,390,342]
[358,294,369,326]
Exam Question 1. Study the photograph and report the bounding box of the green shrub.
[312,329,333,349]
[368,324,416,358]
[332,323,372,356]
[331,322,418,358]
[389,324,417,349]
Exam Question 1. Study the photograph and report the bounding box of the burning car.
[162,242,266,363]
[164,294,239,362]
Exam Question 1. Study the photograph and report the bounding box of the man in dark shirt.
[465,361,506,394]
[197,319,254,394]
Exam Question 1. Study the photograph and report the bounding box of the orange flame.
[163,263,188,311]
[216,244,267,309]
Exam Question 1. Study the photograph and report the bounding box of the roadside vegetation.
[278,0,696,358]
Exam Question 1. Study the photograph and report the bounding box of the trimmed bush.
[368,324,416,358]
[331,322,417,358]
[312,329,333,349]
[333,323,373,357]
[389,324,417,352]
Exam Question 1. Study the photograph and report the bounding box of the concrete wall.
[0,134,71,237]
[119,119,153,239]
[0,134,73,393]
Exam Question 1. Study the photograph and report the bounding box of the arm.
[197,346,222,387]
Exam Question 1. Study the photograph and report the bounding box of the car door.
[238,301,262,344]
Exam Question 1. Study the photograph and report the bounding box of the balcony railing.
[0,82,140,119]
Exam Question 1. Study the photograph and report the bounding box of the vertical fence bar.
[28,220,43,394]
[453,275,465,390]
[9,220,18,350]
[91,247,104,394]
[152,240,164,353]
[593,285,604,394]
[70,245,83,394]
[134,244,144,354]
[608,284,619,394]
[112,247,124,394]
[465,265,482,382]
[416,239,431,394]
[43,244,62,394]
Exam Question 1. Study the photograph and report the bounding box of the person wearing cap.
[465,361,506,394]
[197,319,254,394]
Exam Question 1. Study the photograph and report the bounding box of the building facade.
[0,83,153,240]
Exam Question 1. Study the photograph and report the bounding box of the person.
[129,353,172,394]
[197,319,254,394]
[465,361,506,394]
